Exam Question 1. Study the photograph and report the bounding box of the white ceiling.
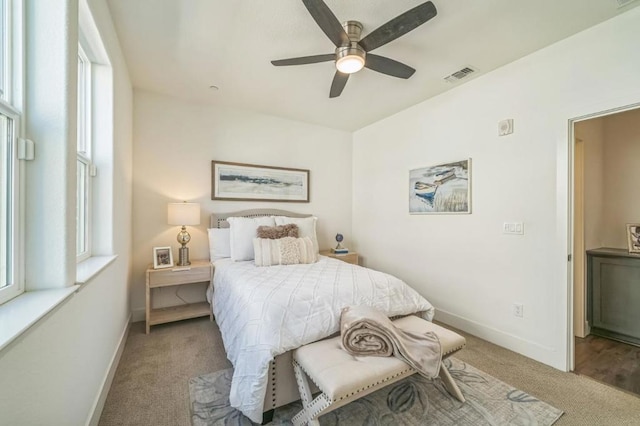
[107,0,638,131]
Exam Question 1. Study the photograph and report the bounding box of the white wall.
[131,90,352,317]
[576,117,605,251]
[352,8,640,370]
[602,108,640,248]
[0,0,133,424]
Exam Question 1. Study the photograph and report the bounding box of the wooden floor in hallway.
[574,334,640,396]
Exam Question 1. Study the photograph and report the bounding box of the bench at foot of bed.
[291,316,466,426]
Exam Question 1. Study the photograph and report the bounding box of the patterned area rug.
[189,357,563,425]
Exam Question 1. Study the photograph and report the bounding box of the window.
[0,110,17,294]
[76,3,114,267]
[76,45,92,261]
[0,0,22,304]
[0,0,6,101]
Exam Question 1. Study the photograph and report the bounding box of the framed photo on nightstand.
[153,246,174,269]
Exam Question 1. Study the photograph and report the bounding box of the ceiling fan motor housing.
[343,20,363,43]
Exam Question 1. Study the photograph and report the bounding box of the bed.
[207,209,435,423]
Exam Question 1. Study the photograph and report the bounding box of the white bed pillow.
[253,236,316,267]
[208,228,231,261]
[274,216,319,254]
[228,216,276,261]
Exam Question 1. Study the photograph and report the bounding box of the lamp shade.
[168,202,200,226]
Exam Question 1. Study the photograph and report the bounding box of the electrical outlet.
[513,303,524,318]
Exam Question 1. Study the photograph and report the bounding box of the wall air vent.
[617,0,639,7]
[443,66,477,83]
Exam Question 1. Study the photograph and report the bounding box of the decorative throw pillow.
[207,228,231,261]
[253,236,317,267]
[256,224,299,239]
[274,216,319,255]
[228,216,276,261]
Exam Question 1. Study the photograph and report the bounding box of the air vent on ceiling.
[443,66,477,83]
[617,0,639,7]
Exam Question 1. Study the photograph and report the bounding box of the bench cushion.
[294,316,465,401]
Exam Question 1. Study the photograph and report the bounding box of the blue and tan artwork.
[212,161,309,202]
[409,159,471,214]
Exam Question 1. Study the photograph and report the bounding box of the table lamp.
[168,202,200,266]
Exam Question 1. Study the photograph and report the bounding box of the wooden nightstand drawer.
[148,267,211,288]
[320,250,359,265]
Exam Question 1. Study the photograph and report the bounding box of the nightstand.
[145,259,213,334]
[320,250,359,265]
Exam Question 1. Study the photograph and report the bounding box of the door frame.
[567,102,640,370]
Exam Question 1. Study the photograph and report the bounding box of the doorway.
[570,106,640,396]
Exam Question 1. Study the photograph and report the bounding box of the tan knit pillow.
[256,224,299,239]
[253,237,317,267]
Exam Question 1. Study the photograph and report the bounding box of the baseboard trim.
[435,309,566,371]
[86,314,131,426]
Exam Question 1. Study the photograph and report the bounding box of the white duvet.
[211,256,435,423]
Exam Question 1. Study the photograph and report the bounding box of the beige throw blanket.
[340,306,442,379]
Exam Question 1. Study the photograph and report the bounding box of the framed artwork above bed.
[211,161,310,202]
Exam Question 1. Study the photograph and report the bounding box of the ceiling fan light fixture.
[336,55,365,74]
[335,45,366,74]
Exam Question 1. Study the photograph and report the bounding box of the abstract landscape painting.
[212,161,309,202]
[409,159,471,214]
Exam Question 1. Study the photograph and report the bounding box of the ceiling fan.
[271,0,438,98]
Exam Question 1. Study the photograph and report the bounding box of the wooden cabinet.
[320,250,359,265]
[145,259,213,334]
[587,248,640,346]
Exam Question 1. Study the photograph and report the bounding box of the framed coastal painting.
[212,161,310,202]
[627,224,640,254]
[409,159,471,214]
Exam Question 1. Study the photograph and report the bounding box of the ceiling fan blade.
[302,0,350,47]
[271,54,335,66]
[365,54,415,79]
[329,71,349,98]
[359,1,437,52]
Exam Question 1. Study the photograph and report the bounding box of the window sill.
[0,287,78,352]
[76,255,118,285]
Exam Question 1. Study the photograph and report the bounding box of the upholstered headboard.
[210,209,312,229]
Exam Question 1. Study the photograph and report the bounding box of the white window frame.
[0,0,6,101]
[76,44,92,262]
[0,105,22,304]
[0,0,23,305]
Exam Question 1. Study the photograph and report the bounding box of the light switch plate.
[503,222,524,235]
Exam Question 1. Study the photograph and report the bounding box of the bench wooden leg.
[439,364,465,402]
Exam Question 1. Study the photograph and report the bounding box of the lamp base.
[177,246,191,266]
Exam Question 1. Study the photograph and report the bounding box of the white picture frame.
[409,158,471,214]
[627,224,640,254]
[153,246,174,269]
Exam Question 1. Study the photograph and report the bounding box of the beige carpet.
[100,318,640,426]
[99,319,231,426]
